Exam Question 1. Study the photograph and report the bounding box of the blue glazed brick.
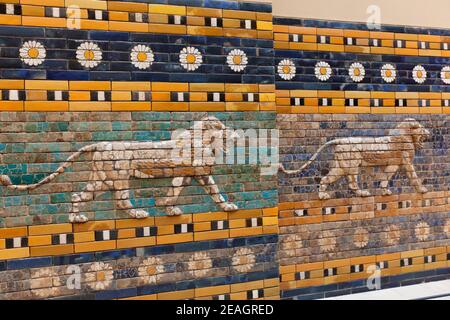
[7,257,52,270]
[95,249,136,261]
[53,253,95,266]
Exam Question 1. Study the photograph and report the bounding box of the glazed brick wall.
[0,0,449,301]
[0,111,277,227]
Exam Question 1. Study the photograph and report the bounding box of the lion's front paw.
[166,206,183,216]
[220,202,238,212]
[418,186,428,194]
[319,192,331,200]
[356,190,371,197]
[129,209,149,219]
[69,213,88,224]
[381,189,392,196]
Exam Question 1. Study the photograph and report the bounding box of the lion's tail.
[0,144,97,191]
[279,139,337,174]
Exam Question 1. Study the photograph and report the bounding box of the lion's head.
[390,118,430,149]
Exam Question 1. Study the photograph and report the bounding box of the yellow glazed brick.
[25,80,69,90]
[195,285,229,297]
[0,101,23,111]
[223,10,255,20]
[65,0,107,10]
[74,240,116,253]
[28,235,52,247]
[21,5,45,16]
[108,1,148,12]
[69,102,111,111]
[262,216,278,226]
[80,19,108,30]
[22,0,64,5]
[117,228,135,239]
[73,231,95,243]
[187,7,222,18]
[30,244,74,257]
[22,16,66,28]
[109,11,137,21]
[230,280,263,293]
[28,223,72,236]
[192,211,228,222]
[112,82,151,91]
[0,247,30,260]
[194,230,229,242]
[109,21,149,32]
[116,217,155,229]
[148,4,186,15]
[69,81,111,90]
[158,289,195,300]
[117,237,156,249]
[157,233,193,245]
[0,79,24,89]
[0,226,27,238]
[112,102,151,111]
[73,220,115,232]
[257,21,272,31]
[0,14,21,25]
[25,101,69,111]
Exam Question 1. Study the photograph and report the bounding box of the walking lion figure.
[1,116,239,223]
[280,118,431,200]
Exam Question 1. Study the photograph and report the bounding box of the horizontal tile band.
[0,207,278,260]
[118,279,280,300]
[0,3,273,38]
[278,191,450,226]
[280,268,450,299]
[272,17,450,37]
[0,80,276,111]
[275,89,450,114]
[1,233,278,270]
[274,26,450,58]
[1,1,273,14]
[279,245,450,293]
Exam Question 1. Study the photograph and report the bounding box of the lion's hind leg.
[69,173,103,223]
[380,165,399,196]
[195,175,238,212]
[157,176,192,216]
[318,167,345,200]
[347,174,371,197]
[114,176,149,219]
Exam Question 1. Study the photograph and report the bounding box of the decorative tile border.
[279,191,450,226]
[0,207,278,260]
[274,23,450,58]
[0,2,272,38]
[280,245,450,298]
[0,80,276,111]
[0,232,279,300]
[276,89,450,114]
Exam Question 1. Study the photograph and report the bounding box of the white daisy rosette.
[179,46,203,72]
[226,49,248,72]
[381,63,397,83]
[19,40,46,66]
[277,59,296,80]
[440,66,450,84]
[130,44,154,70]
[412,65,427,84]
[348,62,365,82]
[76,42,102,69]
[85,262,114,291]
[314,61,332,81]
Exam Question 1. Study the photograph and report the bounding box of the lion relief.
[280,118,431,200]
[0,116,240,223]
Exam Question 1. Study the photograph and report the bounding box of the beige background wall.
[274,0,450,29]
